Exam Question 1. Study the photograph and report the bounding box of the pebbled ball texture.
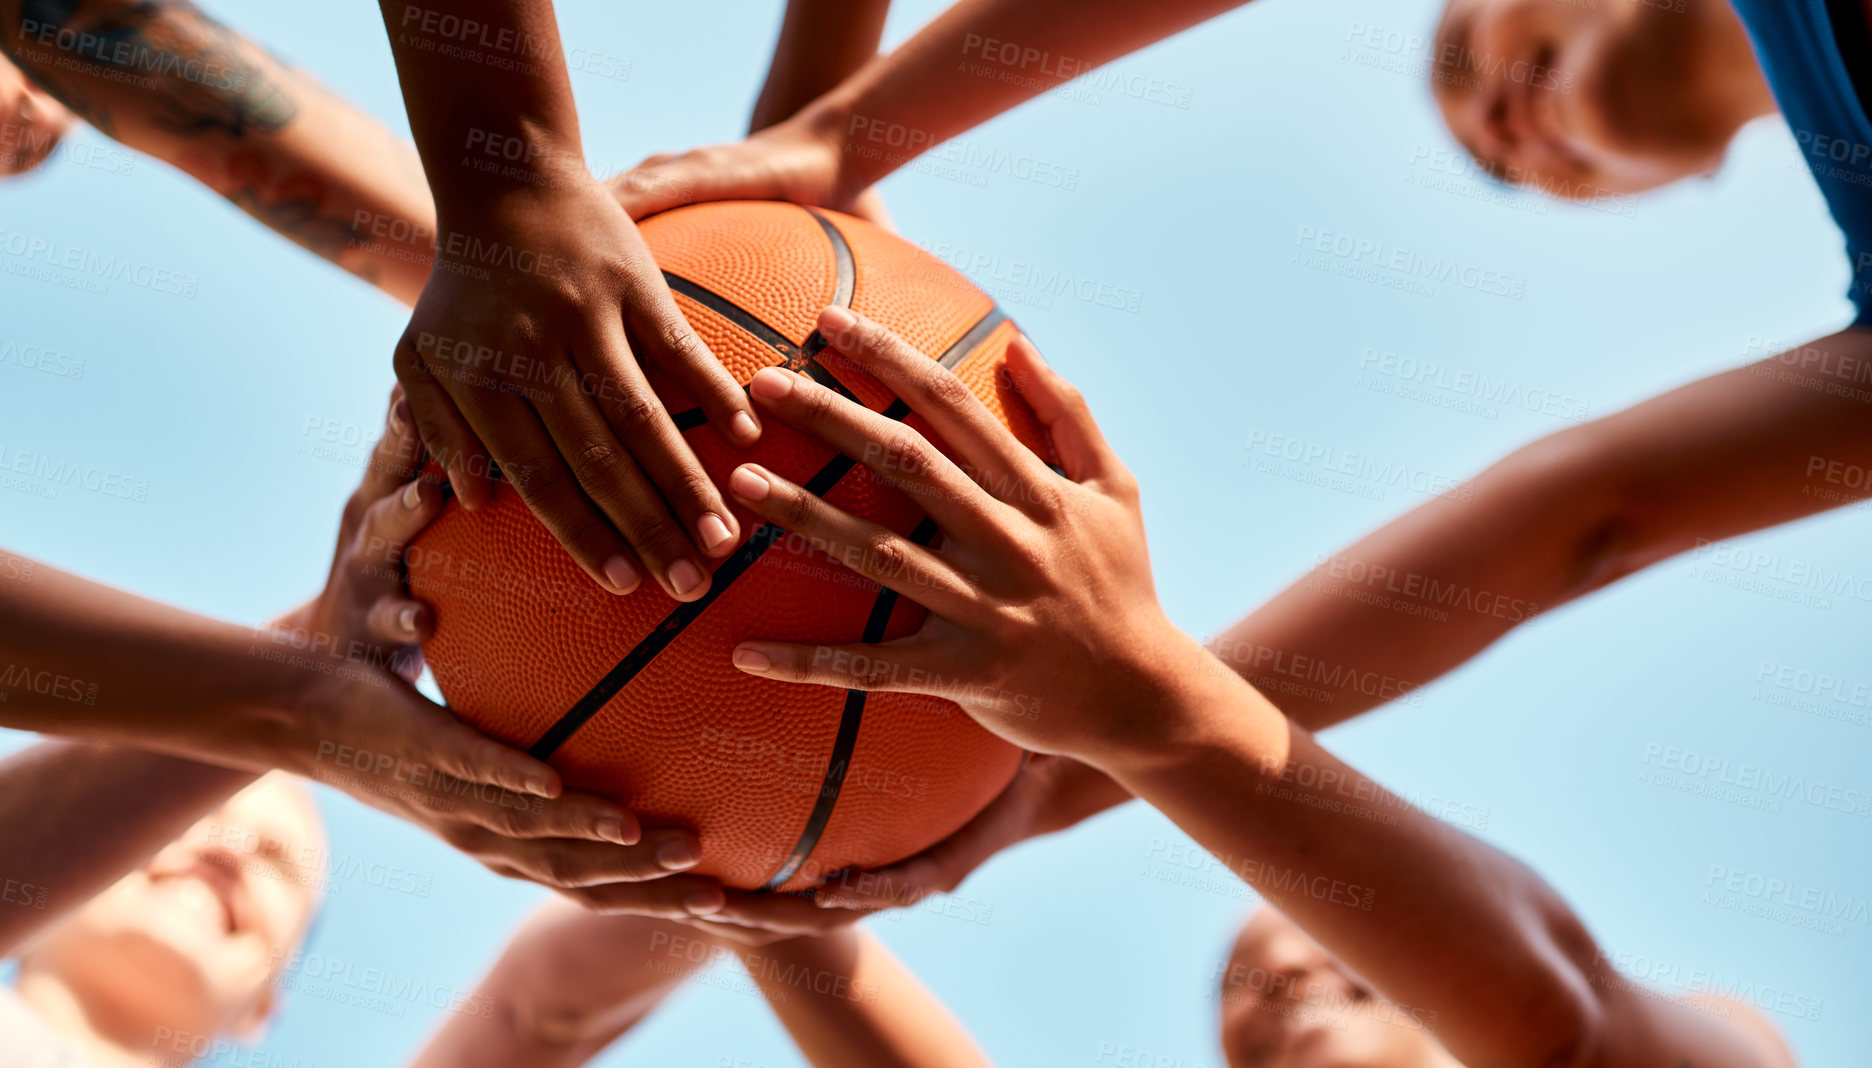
[408,202,1048,891]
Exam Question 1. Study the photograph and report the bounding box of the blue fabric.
[1733,0,1872,324]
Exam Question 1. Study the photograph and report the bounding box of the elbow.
[1502,895,1617,1068]
[1491,426,1663,609]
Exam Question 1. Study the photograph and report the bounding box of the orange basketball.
[406,202,1051,892]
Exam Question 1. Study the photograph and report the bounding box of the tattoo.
[6,0,296,139]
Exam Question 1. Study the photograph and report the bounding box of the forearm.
[1082,642,1603,1068]
[750,0,892,132]
[734,929,993,1068]
[801,0,1243,197]
[0,741,253,957]
[1,0,434,303]
[1216,332,1872,732]
[376,0,587,211]
[408,904,705,1068]
[0,553,301,769]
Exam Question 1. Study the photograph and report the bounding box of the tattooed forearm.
[6,0,296,139]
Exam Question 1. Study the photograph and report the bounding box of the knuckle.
[863,532,911,580]
[505,455,565,497]
[658,321,710,364]
[669,468,718,506]
[922,367,974,410]
[610,391,667,437]
[624,513,688,563]
[569,441,621,486]
[794,380,841,426]
[776,485,816,532]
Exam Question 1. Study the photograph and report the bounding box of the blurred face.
[1217,910,1460,1068]
[21,776,324,1045]
[1430,0,1744,197]
[0,53,74,176]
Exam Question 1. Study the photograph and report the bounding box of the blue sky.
[1,0,1868,1064]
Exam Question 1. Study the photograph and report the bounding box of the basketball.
[406,202,1052,891]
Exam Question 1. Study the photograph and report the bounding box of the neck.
[16,967,190,1068]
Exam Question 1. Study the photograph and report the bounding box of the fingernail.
[603,556,640,595]
[732,646,771,672]
[595,818,629,845]
[669,560,704,597]
[730,410,760,443]
[525,777,553,798]
[728,466,769,502]
[401,480,422,510]
[657,837,700,870]
[698,513,734,553]
[397,604,419,636]
[750,367,794,400]
[684,888,724,915]
[818,306,857,337]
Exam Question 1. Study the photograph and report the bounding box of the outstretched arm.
[0,395,709,912]
[371,0,761,607]
[1214,328,1872,730]
[714,310,1797,1068]
[749,0,894,134]
[411,897,992,1068]
[0,0,435,302]
[614,0,1242,217]
[790,329,1872,919]
[734,928,994,1068]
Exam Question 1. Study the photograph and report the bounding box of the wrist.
[1070,624,1284,780]
[791,94,871,204]
[158,623,308,774]
[427,120,592,215]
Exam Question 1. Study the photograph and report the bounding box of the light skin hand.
[723,307,1202,762]
[717,313,1795,1067]
[281,390,724,910]
[615,0,1241,218]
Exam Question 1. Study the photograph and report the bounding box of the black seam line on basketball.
[660,267,858,430]
[758,514,942,892]
[939,306,1008,369]
[523,447,870,760]
[526,399,914,761]
[802,206,856,309]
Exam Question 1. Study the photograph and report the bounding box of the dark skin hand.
[376,0,759,602]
